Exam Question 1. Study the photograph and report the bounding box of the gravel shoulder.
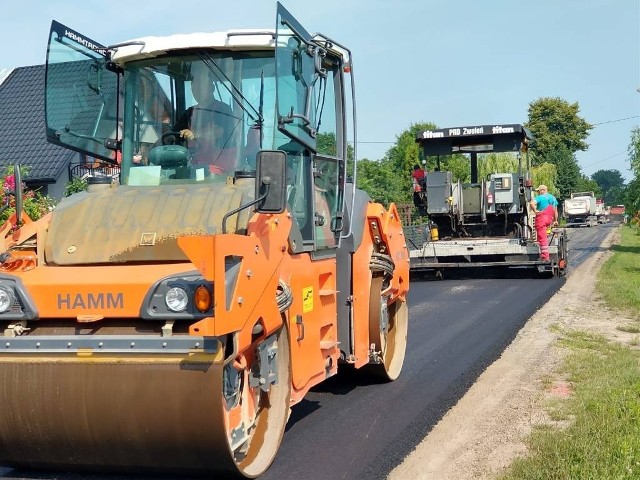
[388,226,634,480]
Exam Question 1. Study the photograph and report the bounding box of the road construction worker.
[412,164,427,216]
[530,184,559,261]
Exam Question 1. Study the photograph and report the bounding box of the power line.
[592,115,639,126]
[582,151,626,168]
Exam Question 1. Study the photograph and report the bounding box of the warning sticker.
[302,287,313,313]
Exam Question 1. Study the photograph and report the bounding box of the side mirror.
[255,150,287,214]
[221,150,287,234]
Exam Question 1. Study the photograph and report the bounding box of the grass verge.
[597,225,640,319]
[500,225,640,479]
[500,331,640,480]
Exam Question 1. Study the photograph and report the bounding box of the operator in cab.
[174,64,237,176]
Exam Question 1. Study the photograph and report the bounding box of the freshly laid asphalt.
[0,224,614,480]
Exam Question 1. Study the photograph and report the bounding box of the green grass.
[617,324,640,334]
[597,225,640,319]
[500,332,640,480]
[499,226,640,480]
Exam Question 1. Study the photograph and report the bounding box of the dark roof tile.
[0,65,75,182]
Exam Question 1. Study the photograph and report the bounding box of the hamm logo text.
[58,293,124,310]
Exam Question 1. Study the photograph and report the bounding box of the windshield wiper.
[200,54,263,125]
[54,126,119,152]
[258,70,264,127]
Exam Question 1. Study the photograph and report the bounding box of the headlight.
[142,274,214,320]
[165,287,188,312]
[0,288,13,313]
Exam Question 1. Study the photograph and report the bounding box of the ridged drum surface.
[0,354,235,475]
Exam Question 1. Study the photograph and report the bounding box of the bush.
[64,177,88,197]
[0,167,57,226]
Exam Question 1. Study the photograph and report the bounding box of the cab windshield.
[120,51,280,186]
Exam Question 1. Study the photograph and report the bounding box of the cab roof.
[110,29,277,63]
[416,124,533,156]
[110,29,351,65]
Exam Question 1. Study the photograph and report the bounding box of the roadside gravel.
[388,226,634,480]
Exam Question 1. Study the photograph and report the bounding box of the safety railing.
[68,162,120,182]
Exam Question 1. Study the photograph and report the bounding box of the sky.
[1,0,639,181]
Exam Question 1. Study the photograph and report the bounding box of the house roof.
[0,68,13,85]
[0,65,76,183]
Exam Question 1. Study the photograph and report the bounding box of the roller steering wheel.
[161,131,186,146]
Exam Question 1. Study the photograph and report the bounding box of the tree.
[606,185,626,206]
[478,152,520,180]
[316,131,358,182]
[385,122,438,192]
[622,127,640,215]
[316,132,337,157]
[628,126,640,179]
[439,154,471,183]
[353,121,438,206]
[531,162,558,196]
[591,169,625,204]
[575,175,601,197]
[545,144,581,200]
[623,177,640,216]
[355,158,405,205]
[525,97,592,166]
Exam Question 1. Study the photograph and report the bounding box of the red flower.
[3,175,15,192]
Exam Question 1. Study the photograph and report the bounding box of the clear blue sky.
[2,0,639,181]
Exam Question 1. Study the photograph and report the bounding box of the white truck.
[564,192,598,227]
[595,199,610,224]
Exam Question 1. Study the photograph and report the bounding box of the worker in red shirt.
[411,164,425,189]
[412,164,427,216]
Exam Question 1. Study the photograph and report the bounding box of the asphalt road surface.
[563,221,615,268]
[0,224,615,480]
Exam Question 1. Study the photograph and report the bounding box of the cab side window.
[284,147,314,247]
[313,157,339,249]
[312,61,342,250]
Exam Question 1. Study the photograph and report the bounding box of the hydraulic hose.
[369,252,395,278]
[276,280,293,312]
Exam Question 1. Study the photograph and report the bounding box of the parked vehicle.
[609,204,626,222]
[563,192,598,227]
[595,198,610,224]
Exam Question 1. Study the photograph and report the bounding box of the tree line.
[350,97,640,217]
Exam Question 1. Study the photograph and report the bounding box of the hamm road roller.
[0,3,409,477]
